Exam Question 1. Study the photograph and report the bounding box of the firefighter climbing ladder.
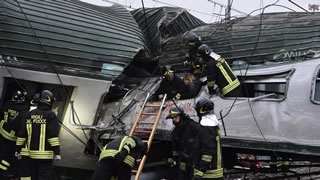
[129,93,167,180]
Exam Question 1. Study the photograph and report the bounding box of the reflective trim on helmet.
[164,70,174,76]
[188,42,196,46]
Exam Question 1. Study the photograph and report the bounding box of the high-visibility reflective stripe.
[179,162,186,171]
[3,112,8,122]
[217,135,222,169]
[21,149,30,156]
[21,144,30,156]
[123,145,130,152]
[123,155,135,168]
[99,149,118,161]
[26,124,32,150]
[20,176,31,180]
[0,164,7,171]
[207,81,215,87]
[16,137,26,146]
[282,161,289,165]
[40,124,46,151]
[194,168,204,177]
[126,138,136,147]
[0,121,17,141]
[202,168,224,178]
[217,62,232,84]
[119,136,128,151]
[221,79,240,95]
[1,160,10,167]
[48,137,60,147]
[173,151,179,156]
[201,155,212,162]
[29,150,54,159]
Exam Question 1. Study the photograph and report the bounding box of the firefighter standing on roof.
[153,65,188,101]
[166,106,200,180]
[191,98,223,180]
[184,32,204,79]
[92,136,148,180]
[197,44,240,97]
[15,90,61,180]
[0,90,29,179]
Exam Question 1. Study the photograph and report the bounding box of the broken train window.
[236,71,290,99]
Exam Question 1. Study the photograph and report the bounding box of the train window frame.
[311,65,320,104]
[224,71,292,101]
[0,78,73,132]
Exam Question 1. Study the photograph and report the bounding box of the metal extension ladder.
[129,93,167,180]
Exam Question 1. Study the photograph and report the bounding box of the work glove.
[208,87,216,95]
[54,155,61,160]
[192,175,202,180]
[114,149,128,163]
[15,152,22,160]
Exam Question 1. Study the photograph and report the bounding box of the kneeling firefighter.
[92,136,148,180]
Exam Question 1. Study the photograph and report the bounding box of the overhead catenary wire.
[15,0,89,143]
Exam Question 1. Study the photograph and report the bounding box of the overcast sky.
[80,0,319,23]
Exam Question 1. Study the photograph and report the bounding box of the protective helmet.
[197,44,212,57]
[187,32,202,47]
[11,90,26,104]
[166,106,184,119]
[40,90,56,106]
[195,98,214,117]
[162,65,174,76]
[30,93,40,105]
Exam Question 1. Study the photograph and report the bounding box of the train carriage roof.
[0,0,147,81]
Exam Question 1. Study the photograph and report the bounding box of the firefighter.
[0,90,29,179]
[15,90,61,180]
[191,98,223,180]
[184,32,204,79]
[197,44,241,97]
[92,136,148,180]
[16,93,40,180]
[166,106,200,180]
[153,65,188,101]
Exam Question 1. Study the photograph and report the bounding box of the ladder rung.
[132,170,138,173]
[134,130,152,134]
[145,104,161,107]
[138,121,154,125]
[142,112,158,115]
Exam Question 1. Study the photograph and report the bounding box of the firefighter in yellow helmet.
[197,44,240,97]
[166,106,200,180]
[153,65,188,101]
[191,98,223,180]
[184,32,204,79]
